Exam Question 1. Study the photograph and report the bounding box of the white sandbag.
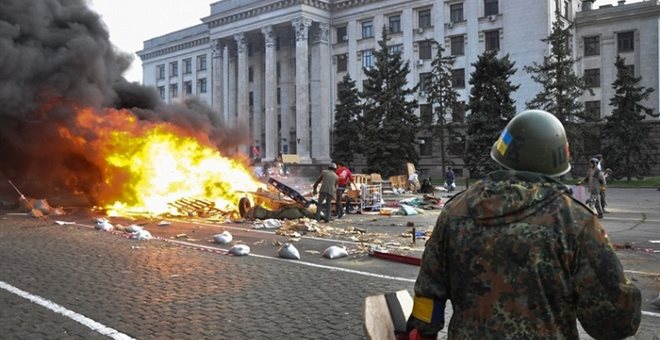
[213,231,233,244]
[95,218,113,231]
[277,243,301,260]
[400,204,418,216]
[126,224,143,233]
[323,245,348,259]
[228,244,250,256]
[130,229,152,240]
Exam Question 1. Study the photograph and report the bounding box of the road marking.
[624,270,659,276]
[643,311,660,318]
[0,280,135,339]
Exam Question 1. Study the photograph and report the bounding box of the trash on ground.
[125,224,144,233]
[399,204,418,216]
[130,229,153,240]
[277,243,301,260]
[305,250,321,255]
[54,220,75,225]
[323,245,348,259]
[213,231,233,244]
[158,220,171,226]
[651,293,660,309]
[253,218,282,229]
[229,244,250,256]
[95,218,113,231]
[175,233,188,238]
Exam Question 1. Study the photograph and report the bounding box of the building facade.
[137,0,660,176]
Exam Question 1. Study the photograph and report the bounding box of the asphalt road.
[0,187,658,339]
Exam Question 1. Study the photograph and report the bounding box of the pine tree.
[602,56,658,180]
[465,51,519,178]
[332,74,362,164]
[524,19,594,161]
[426,41,459,178]
[360,28,419,177]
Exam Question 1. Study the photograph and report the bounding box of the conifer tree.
[524,19,594,161]
[426,41,459,178]
[360,29,419,177]
[332,74,362,164]
[465,51,519,178]
[602,56,658,180]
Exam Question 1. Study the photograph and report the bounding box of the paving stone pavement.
[0,214,658,339]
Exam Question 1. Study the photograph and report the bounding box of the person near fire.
[406,110,641,339]
[335,161,354,218]
[313,163,338,223]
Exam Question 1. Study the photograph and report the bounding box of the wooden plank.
[364,294,395,340]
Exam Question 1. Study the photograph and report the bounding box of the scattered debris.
[323,245,348,259]
[228,244,250,256]
[175,233,188,239]
[277,243,301,260]
[130,229,153,240]
[253,219,282,229]
[125,224,143,233]
[213,231,233,244]
[95,218,113,231]
[54,220,75,225]
[158,220,171,226]
[304,250,321,255]
[167,197,229,218]
[651,293,660,309]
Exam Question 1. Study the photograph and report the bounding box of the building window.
[361,20,373,39]
[169,61,178,77]
[249,67,254,82]
[249,91,254,107]
[420,104,433,126]
[389,44,403,56]
[169,83,178,98]
[451,35,465,56]
[585,100,601,119]
[485,30,500,51]
[389,15,401,33]
[197,55,207,71]
[276,62,281,81]
[277,88,281,105]
[450,3,464,23]
[157,86,165,99]
[452,68,465,88]
[183,81,192,95]
[197,78,207,94]
[419,137,433,156]
[362,50,374,69]
[484,0,499,16]
[419,41,432,60]
[617,31,634,52]
[418,9,431,28]
[584,36,600,56]
[564,0,569,17]
[248,43,254,57]
[337,54,347,72]
[452,101,466,123]
[583,68,600,88]
[419,72,432,92]
[183,58,192,74]
[336,26,347,43]
[157,65,165,80]
[555,0,561,13]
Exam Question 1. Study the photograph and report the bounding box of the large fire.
[59,107,263,216]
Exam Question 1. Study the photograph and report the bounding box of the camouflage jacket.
[408,170,641,339]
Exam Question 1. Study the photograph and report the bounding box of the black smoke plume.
[0,0,246,201]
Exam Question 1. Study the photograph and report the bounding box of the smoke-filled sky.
[88,0,642,83]
[0,0,247,200]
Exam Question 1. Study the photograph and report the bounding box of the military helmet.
[490,110,571,177]
[329,163,337,170]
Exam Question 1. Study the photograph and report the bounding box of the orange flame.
[60,107,263,216]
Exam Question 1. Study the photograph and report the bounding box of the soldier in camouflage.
[406,110,641,339]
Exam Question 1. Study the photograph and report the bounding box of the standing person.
[335,161,354,218]
[312,163,338,223]
[595,154,608,212]
[578,158,605,218]
[445,167,455,192]
[406,110,640,339]
[408,171,420,193]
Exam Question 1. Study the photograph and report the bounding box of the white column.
[292,17,312,163]
[311,23,331,163]
[280,45,294,155]
[262,25,278,162]
[252,47,263,157]
[234,32,249,155]
[211,39,225,124]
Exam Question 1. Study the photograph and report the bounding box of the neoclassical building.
[137,0,660,174]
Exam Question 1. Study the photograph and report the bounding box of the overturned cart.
[237,178,315,218]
